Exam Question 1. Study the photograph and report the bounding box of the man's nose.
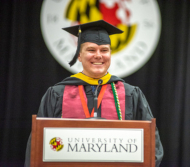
[94,50,102,58]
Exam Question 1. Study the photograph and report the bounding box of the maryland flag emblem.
[49,137,64,151]
[65,0,137,54]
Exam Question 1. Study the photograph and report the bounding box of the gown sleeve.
[132,87,164,167]
[24,87,63,167]
[37,87,63,117]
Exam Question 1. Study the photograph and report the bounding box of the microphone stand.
[87,79,105,120]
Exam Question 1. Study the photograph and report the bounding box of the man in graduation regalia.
[25,20,163,166]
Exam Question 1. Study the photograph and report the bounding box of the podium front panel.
[31,116,155,167]
[43,128,144,162]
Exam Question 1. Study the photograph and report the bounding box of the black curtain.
[0,0,190,166]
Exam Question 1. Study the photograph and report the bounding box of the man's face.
[78,42,111,78]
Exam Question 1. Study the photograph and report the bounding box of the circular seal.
[49,137,64,151]
[41,0,161,78]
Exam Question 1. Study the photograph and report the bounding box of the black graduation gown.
[25,75,163,167]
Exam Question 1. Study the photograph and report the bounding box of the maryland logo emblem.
[41,0,161,78]
[49,137,64,151]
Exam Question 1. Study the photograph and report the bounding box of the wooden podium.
[31,115,155,167]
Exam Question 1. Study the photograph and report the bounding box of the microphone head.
[98,79,103,85]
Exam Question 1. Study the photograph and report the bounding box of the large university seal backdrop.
[40,0,161,78]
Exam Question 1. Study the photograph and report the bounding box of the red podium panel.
[31,115,155,167]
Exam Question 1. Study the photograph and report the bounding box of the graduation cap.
[62,20,123,66]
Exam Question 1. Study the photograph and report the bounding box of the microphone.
[94,79,103,118]
[86,79,105,119]
[98,79,103,85]
[94,79,103,97]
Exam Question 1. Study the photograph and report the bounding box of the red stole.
[62,81,125,120]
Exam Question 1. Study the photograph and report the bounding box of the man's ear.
[78,54,82,62]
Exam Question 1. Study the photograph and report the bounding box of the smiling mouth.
[92,63,103,65]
